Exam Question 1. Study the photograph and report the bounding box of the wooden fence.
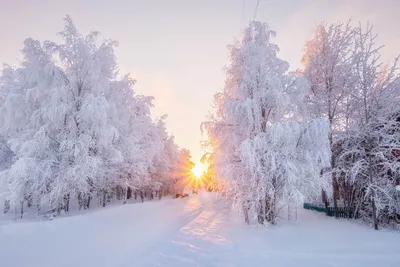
[303,203,358,218]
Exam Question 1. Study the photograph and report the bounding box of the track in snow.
[131,193,234,267]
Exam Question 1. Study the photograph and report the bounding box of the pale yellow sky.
[1,0,399,162]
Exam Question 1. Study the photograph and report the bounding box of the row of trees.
[0,17,192,219]
[203,20,400,229]
[302,21,400,229]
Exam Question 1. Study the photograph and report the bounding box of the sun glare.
[191,162,206,179]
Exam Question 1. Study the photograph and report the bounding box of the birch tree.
[203,21,331,224]
[335,23,400,229]
[0,16,185,218]
[302,21,358,216]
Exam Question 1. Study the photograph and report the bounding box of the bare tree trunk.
[3,200,10,214]
[331,152,339,218]
[78,193,83,210]
[332,175,339,218]
[371,194,378,230]
[102,191,106,207]
[140,191,144,202]
[65,194,70,212]
[57,201,62,215]
[368,155,378,230]
[322,189,329,210]
[116,186,122,200]
[87,195,91,209]
[27,195,32,208]
[265,195,276,224]
[257,199,264,224]
[328,108,339,218]
[122,188,127,204]
[243,201,249,224]
[127,187,132,200]
[20,201,24,219]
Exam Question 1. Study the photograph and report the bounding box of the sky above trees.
[1,0,399,161]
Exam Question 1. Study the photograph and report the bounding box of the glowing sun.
[191,162,206,179]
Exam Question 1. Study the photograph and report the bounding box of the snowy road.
[132,194,235,267]
[1,192,400,267]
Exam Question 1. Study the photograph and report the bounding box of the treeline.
[0,16,193,219]
[203,20,400,229]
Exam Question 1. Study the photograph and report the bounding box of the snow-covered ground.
[1,192,400,267]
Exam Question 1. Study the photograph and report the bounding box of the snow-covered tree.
[169,148,194,195]
[301,21,358,215]
[301,20,400,229]
[0,16,186,218]
[200,153,221,192]
[0,39,64,215]
[203,21,331,224]
[333,23,400,229]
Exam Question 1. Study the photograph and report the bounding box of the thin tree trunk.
[122,188,127,204]
[27,196,32,208]
[102,191,106,207]
[265,195,277,224]
[258,199,264,224]
[332,176,339,218]
[243,200,249,224]
[368,154,378,230]
[57,201,62,215]
[331,152,339,218]
[127,187,132,200]
[20,201,24,219]
[65,194,70,212]
[328,96,339,218]
[3,200,10,214]
[87,196,91,209]
[322,189,329,210]
[371,195,378,230]
[78,193,82,210]
[116,186,120,200]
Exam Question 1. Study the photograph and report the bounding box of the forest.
[1,16,399,231]
[0,16,194,219]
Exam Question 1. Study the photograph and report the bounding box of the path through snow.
[1,192,400,267]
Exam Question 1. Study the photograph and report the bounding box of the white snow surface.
[1,192,400,267]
